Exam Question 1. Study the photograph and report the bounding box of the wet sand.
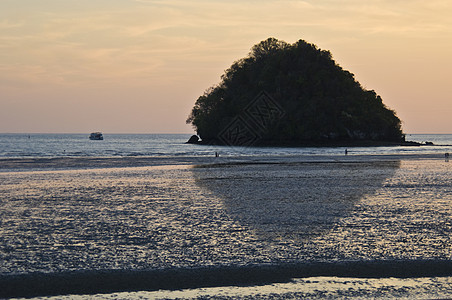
[37,276,452,299]
[0,155,451,298]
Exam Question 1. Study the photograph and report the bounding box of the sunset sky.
[1,0,451,134]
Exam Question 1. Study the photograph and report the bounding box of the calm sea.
[0,133,451,159]
[1,133,452,298]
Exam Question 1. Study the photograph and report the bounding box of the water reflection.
[193,161,400,241]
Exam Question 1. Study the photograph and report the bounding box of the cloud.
[2,1,452,95]
[0,19,25,29]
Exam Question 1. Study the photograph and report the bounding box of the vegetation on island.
[187,38,405,146]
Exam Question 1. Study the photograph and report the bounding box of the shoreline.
[188,138,430,147]
[0,152,448,172]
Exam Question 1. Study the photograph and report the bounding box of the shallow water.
[39,276,452,300]
[0,156,451,298]
[1,133,452,158]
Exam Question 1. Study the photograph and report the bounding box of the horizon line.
[0,132,451,135]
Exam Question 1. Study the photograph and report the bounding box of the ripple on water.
[0,159,451,275]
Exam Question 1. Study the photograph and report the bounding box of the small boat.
[89,132,103,140]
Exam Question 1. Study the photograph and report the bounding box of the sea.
[0,133,451,159]
[0,133,451,299]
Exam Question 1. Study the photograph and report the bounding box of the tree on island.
[187,38,404,146]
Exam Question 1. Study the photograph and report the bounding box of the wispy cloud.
[0,19,25,29]
[1,0,452,96]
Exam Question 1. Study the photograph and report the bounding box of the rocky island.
[187,38,410,146]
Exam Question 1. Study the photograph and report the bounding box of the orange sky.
[1,0,451,133]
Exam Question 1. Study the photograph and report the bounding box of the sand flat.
[0,155,451,298]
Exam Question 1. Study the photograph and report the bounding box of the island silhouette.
[187,38,414,147]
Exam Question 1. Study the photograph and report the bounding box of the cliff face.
[187,38,404,146]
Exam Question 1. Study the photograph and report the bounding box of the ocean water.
[0,134,451,298]
[0,133,451,159]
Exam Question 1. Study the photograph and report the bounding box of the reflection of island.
[193,160,400,241]
[187,38,406,147]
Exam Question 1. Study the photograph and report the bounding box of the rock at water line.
[187,135,200,144]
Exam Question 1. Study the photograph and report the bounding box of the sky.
[1,0,451,134]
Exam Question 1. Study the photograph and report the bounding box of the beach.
[0,154,451,298]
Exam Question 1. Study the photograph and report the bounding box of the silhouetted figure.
[345,149,348,155]
[215,152,219,157]
[446,152,449,162]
